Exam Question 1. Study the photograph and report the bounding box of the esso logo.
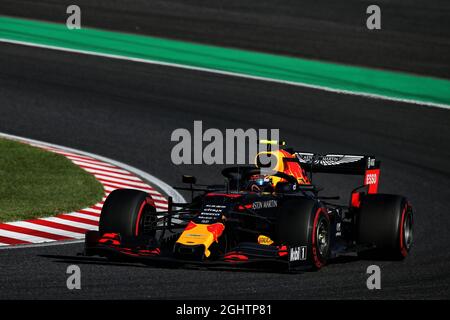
[366,173,378,185]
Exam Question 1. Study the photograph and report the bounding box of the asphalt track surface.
[0,1,449,299]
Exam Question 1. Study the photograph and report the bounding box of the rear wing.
[293,152,381,194]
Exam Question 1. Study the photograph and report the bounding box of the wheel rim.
[138,203,157,236]
[403,210,413,249]
[316,217,329,257]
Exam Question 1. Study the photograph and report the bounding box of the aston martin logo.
[295,153,364,166]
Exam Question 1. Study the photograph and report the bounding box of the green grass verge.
[0,138,104,222]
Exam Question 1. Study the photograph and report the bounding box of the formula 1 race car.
[83,142,413,270]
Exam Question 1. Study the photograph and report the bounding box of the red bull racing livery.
[83,143,413,271]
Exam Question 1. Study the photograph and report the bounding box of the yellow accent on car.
[259,139,278,145]
[259,139,286,146]
[176,224,217,257]
[258,235,274,245]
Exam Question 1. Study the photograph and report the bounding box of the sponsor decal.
[364,168,380,194]
[196,204,226,223]
[336,222,342,236]
[365,173,378,185]
[257,235,274,245]
[289,246,307,262]
[295,153,364,166]
[252,200,278,210]
[367,157,376,168]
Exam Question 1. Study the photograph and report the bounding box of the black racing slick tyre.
[357,194,413,260]
[278,199,331,270]
[99,188,156,238]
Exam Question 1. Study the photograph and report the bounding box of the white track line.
[102,186,167,201]
[66,156,117,167]
[71,160,131,174]
[94,175,150,188]
[101,181,154,191]
[42,217,98,230]
[94,173,143,184]
[6,221,84,238]
[0,38,448,110]
[0,239,85,250]
[65,212,100,221]
[89,170,143,181]
[0,229,51,243]
[80,207,101,214]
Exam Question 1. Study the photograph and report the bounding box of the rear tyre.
[278,199,330,270]
[99,189,156,238]
[357,194,413,260]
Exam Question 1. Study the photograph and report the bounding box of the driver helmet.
[246,174,274,192]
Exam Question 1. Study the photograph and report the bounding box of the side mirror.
[182,175,197,184]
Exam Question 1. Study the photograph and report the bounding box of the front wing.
[83,231,310,270]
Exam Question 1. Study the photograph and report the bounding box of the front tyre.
[99,188,156,238]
